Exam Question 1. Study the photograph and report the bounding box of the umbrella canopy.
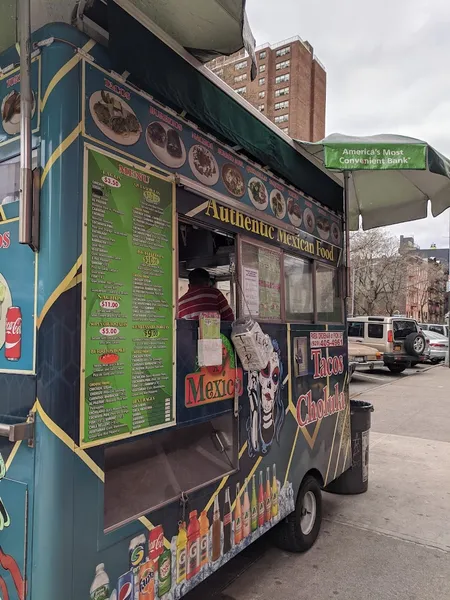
[295,133,450,230]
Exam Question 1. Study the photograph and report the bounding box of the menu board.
[81,147,175,447]
[83,61,343,252]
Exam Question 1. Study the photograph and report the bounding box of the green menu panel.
[81,147,175,447]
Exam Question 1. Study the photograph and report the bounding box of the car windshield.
[393,320,417,340]
[429,325,444,335]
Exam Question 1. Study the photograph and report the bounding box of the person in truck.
[178,268,234,321]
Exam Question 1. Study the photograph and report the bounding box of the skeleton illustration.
[246,339,285,456]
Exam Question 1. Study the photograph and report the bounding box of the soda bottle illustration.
[176,522,187,584]
[223,487,232,554]
[138,560,155,599]
[211,495,221,562]
[199,510,210,566]
[272,464,279,518]
[187,510,201,580]
[90,563,110,600]
[258,471,265,528]
[251,475,258,532]
[265,466,272,522]
[5,306,21,361]
[234,482,242,545]
[242,482,250,539]
[158,548,171,597]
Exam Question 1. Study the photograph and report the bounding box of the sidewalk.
[220,366,450,600]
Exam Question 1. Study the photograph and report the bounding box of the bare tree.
[350,229,409,316]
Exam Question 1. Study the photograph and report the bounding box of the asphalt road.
[185,363,450,600]
[349,362,436,398]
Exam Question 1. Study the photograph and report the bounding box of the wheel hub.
[300,491,317,535]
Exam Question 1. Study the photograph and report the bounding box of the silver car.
[423,330,449,363]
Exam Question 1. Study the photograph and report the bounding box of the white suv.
[348,316,428,374]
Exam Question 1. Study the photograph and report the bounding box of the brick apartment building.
[207,36,326,141]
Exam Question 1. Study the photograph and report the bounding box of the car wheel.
[404,332,426,357]
[271,475,322,553]
[411,361,419,367]
[387,364,407,374]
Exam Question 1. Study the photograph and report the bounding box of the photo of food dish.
[89,90,141,145]
[331,222,341,245]
[303,207,315,234]
[2,90,36,135]
[222,163,245,197]
[0,274,12,350]
[270,190,286,219]
[146,120,186,168]
[188,144,219,186]
[287,199,302,227]
[317,216,331,240]
[248,177,268,210]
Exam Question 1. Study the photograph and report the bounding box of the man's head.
[188,268,211,287]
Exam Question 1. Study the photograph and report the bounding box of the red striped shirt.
[178,286,235,321]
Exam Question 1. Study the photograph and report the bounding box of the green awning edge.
[107,3,343,214]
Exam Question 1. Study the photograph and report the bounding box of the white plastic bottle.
[90,563,110,600]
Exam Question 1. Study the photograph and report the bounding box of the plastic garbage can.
[325,400,374,495]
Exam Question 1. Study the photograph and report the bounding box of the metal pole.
[19,0,33,245]
[351,265,355,317]
[447,209,450,367]
[344,171,351,299]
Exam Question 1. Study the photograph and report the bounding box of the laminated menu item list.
[81,148,175,446]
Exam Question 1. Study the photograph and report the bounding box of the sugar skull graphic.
[246,339,285,457]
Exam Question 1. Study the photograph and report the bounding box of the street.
[186,364,450,600]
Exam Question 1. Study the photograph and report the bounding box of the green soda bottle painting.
[90,564,110,600]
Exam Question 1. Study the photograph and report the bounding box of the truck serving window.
[284,254,313,322]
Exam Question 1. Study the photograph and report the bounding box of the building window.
[259,51,267,59]
[274,114,289,124]
[234,73,247,83]
[235,61,247,70]
[258,104,265,112]
[275,74,290,84]
[258,91,265,99]
[259,77,266,86]
[275,87,289,97]
[259,64,266,73]
[235,86,247,95]
[276,60,290,70]
[275,46,290,57]
[274,100,289,110]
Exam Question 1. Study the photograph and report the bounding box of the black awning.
[107,3,343,213]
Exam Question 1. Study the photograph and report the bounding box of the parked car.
[422,330,449,363]
[348,316,428,374]
[348,341,383,381]
[419,323,449,338]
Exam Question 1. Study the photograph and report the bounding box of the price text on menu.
[81,148,175,446]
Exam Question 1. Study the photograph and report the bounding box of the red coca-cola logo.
[6,318,21,338]
[149,526,164,559]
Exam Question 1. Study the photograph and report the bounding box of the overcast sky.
[246,0,450,251]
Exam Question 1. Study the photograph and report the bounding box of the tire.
[271,475,322,553]
[387,364,406,373]
[404,332,426,357]
[411,361,419,367]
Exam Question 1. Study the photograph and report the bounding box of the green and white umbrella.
[295,134,450,230]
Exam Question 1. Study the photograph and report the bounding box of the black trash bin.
[325,400,374,495]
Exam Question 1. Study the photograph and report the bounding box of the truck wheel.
[404,332,426,357]
[272,475,322,552]
[387,364,406,374]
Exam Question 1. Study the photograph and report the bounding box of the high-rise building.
[207,36,326,141]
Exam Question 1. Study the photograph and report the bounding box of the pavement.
[187,364,450,600]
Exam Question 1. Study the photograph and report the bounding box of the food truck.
[0,3,349,599]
